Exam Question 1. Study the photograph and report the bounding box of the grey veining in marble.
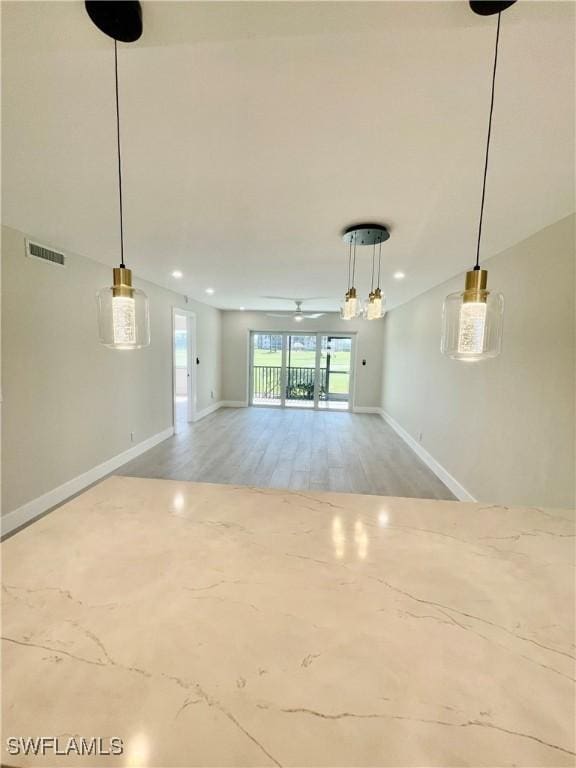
[2,476,574,767]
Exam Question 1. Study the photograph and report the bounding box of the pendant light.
[366,239,385,320]
[340,235,359,320]
[341,224,389,320]
[441,1,516,361]
[87,2,150,350]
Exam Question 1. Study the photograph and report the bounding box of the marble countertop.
[2,476,574,767]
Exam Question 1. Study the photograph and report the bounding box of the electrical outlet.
[211,390,214,400]
[418,432,423,443]
[130,431,135,442]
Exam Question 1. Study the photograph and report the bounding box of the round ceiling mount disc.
[85,1,143,43]
[342,224,390,246]
[469,1,517,16]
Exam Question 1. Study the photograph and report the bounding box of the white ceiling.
[2,1,574,312]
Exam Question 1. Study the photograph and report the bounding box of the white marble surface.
[2,476,575,767]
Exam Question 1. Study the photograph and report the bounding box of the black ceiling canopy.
[469,1,517,16]
[85,1,142,42]
[342,224,390,246]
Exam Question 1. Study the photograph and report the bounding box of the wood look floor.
[117,405,455,500]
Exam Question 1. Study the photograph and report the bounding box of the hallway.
[118,407,454,499]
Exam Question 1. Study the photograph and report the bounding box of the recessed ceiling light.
[393,271,405,280]
[171,270,183,279]
[205,288,214,295]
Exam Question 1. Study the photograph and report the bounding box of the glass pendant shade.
[340,299,352,321]
[366,288,385,320]
[97,267,150,349]
[441,269,503,361]
[341,287,360,320]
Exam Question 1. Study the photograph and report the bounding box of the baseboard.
[1,427,175,538]
[191,401,248,422]
[353,406,382,414]
[192,401,223,421]
[380,410,476,502]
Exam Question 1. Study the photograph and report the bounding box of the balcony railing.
[252,365,348,401]
[253,365,283,401]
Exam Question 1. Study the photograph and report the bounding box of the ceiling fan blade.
[261,296,330,303]
[265,313,292,318]
[261,295,300,302]
[304,313,326,319]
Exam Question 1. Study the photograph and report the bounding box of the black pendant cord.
[377,239,382,289]
[370,243,376,292]
[352,235,357,287]
[475,11,501,270]
[114,39,125,269]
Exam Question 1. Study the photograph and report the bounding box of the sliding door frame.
[322,333,356,412]
[248,331,284,408]
[249,330,355,411]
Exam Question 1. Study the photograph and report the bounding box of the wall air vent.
[25,239,66,267]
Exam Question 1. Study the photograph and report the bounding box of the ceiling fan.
[264,297,327,322]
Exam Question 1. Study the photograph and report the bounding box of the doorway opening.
[250,332,354,410]
[172,309,196,431]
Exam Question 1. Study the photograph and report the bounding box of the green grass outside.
[253,349,350,370]
[177,350,350,394]
[253,349,350,394]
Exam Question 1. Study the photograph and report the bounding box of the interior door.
[173,309,196,428]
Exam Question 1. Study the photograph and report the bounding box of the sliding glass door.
[251,333,283,406]
[285,334,317,408]
[318,336,352,410]
[250,332,353,410]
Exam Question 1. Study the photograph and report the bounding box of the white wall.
[381,215,575,509]
[221,311,385,409]
[1,225,222,516]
